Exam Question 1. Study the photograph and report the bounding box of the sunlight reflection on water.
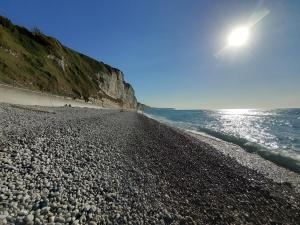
[212,109,279,149]
[145,108,300,172]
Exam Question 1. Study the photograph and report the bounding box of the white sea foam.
[143,108,300,173]
[142,109,300,190]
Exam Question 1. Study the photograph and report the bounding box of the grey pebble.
[0,104,299,225]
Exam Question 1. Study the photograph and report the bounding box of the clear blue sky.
[1,0,299,109]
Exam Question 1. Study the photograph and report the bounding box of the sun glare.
[221,109,252,115]
[227,26,250,47]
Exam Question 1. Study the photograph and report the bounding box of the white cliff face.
[123,82,137,109]
[47,55,66,71]
[0,15,138,110]
[96,69,137,109]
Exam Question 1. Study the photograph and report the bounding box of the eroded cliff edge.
[0,16,137,109]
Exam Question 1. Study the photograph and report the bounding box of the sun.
[227,26,250,47]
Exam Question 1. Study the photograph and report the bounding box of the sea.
[144,108,300,173]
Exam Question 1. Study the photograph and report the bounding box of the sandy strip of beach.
[0,104,299,224]
[0,84,101,108]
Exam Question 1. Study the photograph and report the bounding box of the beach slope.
[0,104,299,224]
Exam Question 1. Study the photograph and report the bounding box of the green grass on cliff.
[0,15,121,102]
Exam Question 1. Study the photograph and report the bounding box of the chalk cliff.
[0,15,137,109]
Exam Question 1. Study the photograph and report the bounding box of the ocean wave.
[143,112,300,173]
[197,127,300,173]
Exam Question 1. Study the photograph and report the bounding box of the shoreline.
[186,130,300,191]
[0,104,299,224]
[142,112,300,190]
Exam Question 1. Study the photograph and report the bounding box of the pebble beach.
[0,104,299,224]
